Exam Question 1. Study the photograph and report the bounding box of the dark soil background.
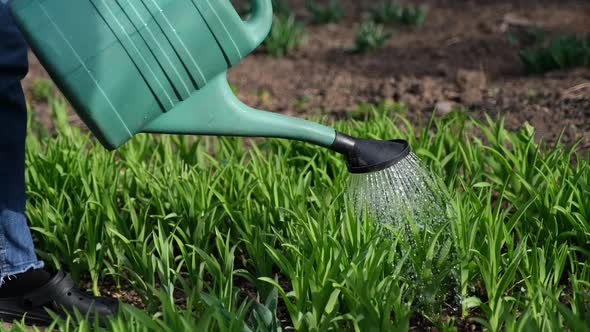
[24,0,590,149]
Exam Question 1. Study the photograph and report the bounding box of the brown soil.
[226,0,590,149]
[24,0,590,149]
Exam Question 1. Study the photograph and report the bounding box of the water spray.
[329,132,448,237]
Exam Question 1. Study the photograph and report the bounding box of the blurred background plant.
[30,78,53,102]
[371,1,428,27]
[264,14,307,57]
[508,29,590,73]
[354,21,392,53]
[305,0,343,24]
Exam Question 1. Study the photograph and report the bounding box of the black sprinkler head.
[330,132,411,174]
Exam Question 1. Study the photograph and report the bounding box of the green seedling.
[305,0,342,24]
[399,4,428,27]
[247,285,282,332]
[354,21,392,53]
[293,95,311,112]
[510,31,590,73]
[30,78,53,101]
[257,89,272,105]
[372,1,428,27]
[264,15,306,57]
[230,82,239,94]
[372,1,402,24]
[272,0,291,16]
[232,0,291,19]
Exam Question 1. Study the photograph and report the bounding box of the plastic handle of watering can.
[241,0,273,50]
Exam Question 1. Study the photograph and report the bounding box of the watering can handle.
[197,0,272,65]
[241,0,273,50]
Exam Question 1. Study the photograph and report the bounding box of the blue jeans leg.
[0,1,44,284]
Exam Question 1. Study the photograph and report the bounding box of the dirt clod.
[456,69,487,105]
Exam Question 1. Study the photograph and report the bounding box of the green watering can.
[12,0,409,174]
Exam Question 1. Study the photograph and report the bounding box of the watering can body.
[10,0,329,150]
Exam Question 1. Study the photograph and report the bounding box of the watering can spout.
[143,72,337,148]
[143,72,411,174]
[330,133,411,174]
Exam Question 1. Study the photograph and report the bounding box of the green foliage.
[30,78,53,101]
[264,15,306,57]
[13,98,590,330]
[354,21,392,53]
[305,0,342,24]
[271,0,291,16]
[233,0,290,17]
[372,1,428,27]
[293,95,311,112]
[257,89,272,105]
[247,284,282,332]
[510,31,590,73]
[230,83,239,94]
